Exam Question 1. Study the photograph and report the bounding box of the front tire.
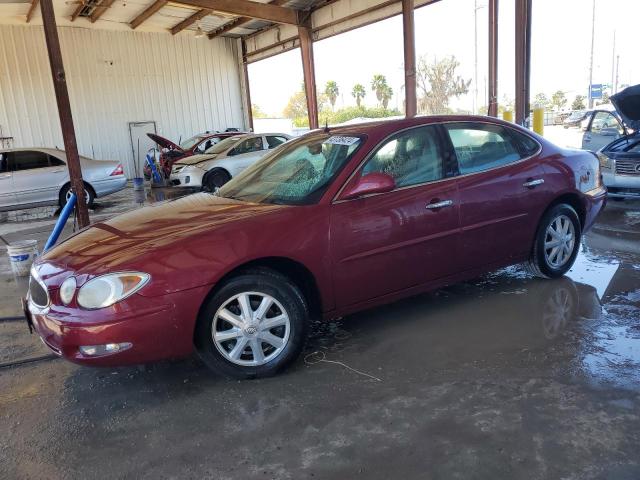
[202,168,231,192]
[526,204,581,278]
[194,268,308,379]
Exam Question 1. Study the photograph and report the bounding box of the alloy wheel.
[544,214,575,268]
[541,287,573,339]
[66,187,90,205]
[212,291,290,366]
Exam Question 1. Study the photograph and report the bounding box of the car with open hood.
[145,131,244,179]
[593,84,640,199]
[26,115,606,379]
[169,133,292,190]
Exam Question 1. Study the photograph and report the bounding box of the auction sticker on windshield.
[324,136,360,146]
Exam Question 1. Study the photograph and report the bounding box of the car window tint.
[446,124,522,174]
[362,126,444,188]
[266,136,287,149]
[49,154,65,166]
[0,153,7,172]
[235,137,264,154]
[510,130,540,157]
[591,112,623,135]
[11,151,52,171]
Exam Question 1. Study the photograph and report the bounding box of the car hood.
[39,194,284,279]
[147,133,183,151]
[611,84,640,131]
[175,154,218,166]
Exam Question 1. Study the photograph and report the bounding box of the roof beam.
[130,0,168,29]
[90,0,116,23]
[69,2,83,21]
[207,0,289,39]
[26,0,39,22]
[177,0,298,25]
[170,8,212,34]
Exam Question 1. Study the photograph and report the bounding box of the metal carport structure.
[1,0,533,227]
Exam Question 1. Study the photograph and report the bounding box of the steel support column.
[40,0,89,228]
[402,0,417,118]
[299,24,318,130]
[514,0,531,126]
[241,40,254,132]
[487,0,498,117]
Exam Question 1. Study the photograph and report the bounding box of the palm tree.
[381,85,393,109]
[351,84,366,107]
[324,81,339,110]
[371,74,388,105]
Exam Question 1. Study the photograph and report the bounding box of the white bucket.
[6,240,39,277]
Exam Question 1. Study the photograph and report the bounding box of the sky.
[248,0,640,117]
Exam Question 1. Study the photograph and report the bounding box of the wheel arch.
[202,166,231,183]
[59,180,96,202]
[195,256,323,334]
[544,192,586,229]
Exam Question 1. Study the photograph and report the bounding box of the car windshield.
[568,111,585,120]
[205,136,243,154]
[179,135,206,150]
[217,133,363,205]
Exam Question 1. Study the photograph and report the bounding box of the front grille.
[29,275,49,308]
[615,159,640,176]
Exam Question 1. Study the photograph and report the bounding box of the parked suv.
[595,84,640,199]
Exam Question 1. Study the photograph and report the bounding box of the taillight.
[110,164,124,176]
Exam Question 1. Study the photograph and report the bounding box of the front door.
[581,110,624,152]
[10,150,68,206]
[444,122,553,270]
[226,136,267,176]
[330,125,460,308]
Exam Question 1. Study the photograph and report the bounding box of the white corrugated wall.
[0,25,247,177]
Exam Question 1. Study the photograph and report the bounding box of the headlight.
[597,152,612,169]
[77,272,150,309]
[59,276,76,305]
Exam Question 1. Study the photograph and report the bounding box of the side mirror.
[339,172,396,200]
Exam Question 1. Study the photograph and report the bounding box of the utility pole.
[610,30,616,94]
[614,55,619,94]
[588,0,596,108]
[474,0,478,114]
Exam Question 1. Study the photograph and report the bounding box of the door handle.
[426,200,453,210]
[523,178,544,188]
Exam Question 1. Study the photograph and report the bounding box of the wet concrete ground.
[1,190,639,479]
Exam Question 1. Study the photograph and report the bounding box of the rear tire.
[59,183,94,208]
[525,204,581,279]
[194,268,308,379]
[202,168,231,192]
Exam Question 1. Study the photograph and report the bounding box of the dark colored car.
[145,131,243,180]
[595,84,640,199]
[27,115,606,379]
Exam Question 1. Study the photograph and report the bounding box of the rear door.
[445,122,552,270]
[330,124,460,308]
[581,110,624,152]
[11,150,67,206]
[0,152,16,208]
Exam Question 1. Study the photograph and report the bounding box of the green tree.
[324,81,339,110]
[283,90,308,120]
[571,94,586,110]
[251,104,268,118]
[381,85,393,109]
[371,74,389,105]
[352,83,366,107]
[596,92,610,106]
[416,55,471,114]
[534,92,551,111]
[551,90,567,111]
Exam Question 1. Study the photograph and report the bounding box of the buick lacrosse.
[27,116,606,378]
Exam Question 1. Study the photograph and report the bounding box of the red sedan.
[28,116,606,378]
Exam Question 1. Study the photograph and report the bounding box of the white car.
[170,133,292,190]
[0,148,126,211]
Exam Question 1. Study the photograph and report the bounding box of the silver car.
[0,148,127,211]
[170,133,292,190]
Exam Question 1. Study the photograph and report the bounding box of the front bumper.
[28,285,210,366]
[602,171,640,198]
[169,169,204,188]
